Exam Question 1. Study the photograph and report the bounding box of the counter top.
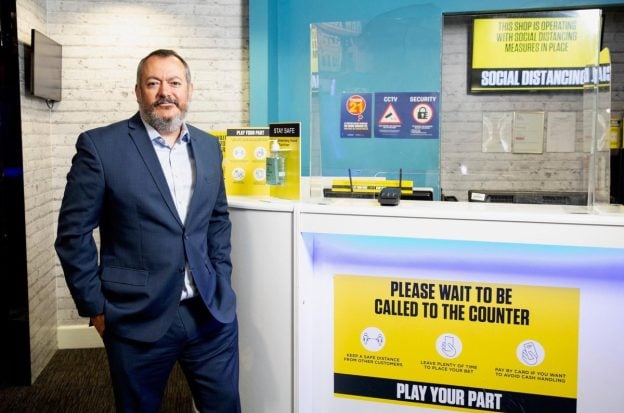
[228,195,624,227]
[228,196,295,212]
[298,198,624,226]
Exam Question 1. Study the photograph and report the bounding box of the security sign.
[379,104,402,125]
[413,103,433,124]
[375,92,439,139]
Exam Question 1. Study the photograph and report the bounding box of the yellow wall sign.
[334,275,579,412]
[470,10,604,92]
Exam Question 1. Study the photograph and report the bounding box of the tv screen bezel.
[30,29,62,102]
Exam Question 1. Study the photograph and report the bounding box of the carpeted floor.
[0,348,194,412]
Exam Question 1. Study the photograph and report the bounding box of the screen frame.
[30,29,62,102]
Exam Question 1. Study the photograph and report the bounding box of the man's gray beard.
[141,108,186,135]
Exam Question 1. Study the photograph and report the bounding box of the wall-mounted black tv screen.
[30,29,62,102]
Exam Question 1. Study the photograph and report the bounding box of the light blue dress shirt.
[142,119,198,300]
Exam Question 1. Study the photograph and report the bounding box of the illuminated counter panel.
[295,200,624,413]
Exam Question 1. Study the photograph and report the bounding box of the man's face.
[135,55,193,134]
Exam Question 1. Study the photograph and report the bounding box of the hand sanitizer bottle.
[266,139,285,185]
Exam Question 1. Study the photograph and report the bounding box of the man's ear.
[134,84,140,102]
[188,83,194,101]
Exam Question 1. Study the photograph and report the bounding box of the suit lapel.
[186,131,208,224]
[127,113,183,227]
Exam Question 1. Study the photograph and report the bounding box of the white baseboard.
[57,324,104,349]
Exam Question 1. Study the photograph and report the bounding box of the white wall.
[16,0,249,381]
[17,0,59,383]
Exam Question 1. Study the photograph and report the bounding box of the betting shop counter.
[229,196,624,413]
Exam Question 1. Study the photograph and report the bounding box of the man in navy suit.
[55,49,240,412]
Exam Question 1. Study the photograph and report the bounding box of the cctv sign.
[375,92,439,139]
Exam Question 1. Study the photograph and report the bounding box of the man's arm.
[55,132,107,318]
[207,172,232,279]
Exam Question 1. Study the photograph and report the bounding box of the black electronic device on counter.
[378,187,401,206]
[468,189,588,205]
[378,168,403,206]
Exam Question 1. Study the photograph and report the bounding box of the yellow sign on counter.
[219,124,301,199]
[268,122,301,200]
[222,128,270,196]
[334,274,579,411]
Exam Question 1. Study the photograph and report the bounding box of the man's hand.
[90,313,105,337]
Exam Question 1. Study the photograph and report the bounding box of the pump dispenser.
[266,139,285,185]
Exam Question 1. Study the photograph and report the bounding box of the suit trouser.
[103,297,241,413]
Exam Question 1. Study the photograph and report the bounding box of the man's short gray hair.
[136,49,192,85]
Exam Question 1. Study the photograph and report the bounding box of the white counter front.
[229,197,295,413]
[229,197,624,413]
[296,199,624,247]
[293,199,624,413]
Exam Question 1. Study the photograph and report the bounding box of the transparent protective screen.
[310,6,443,199]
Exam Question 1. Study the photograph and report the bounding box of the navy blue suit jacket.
[55,112,235,343]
